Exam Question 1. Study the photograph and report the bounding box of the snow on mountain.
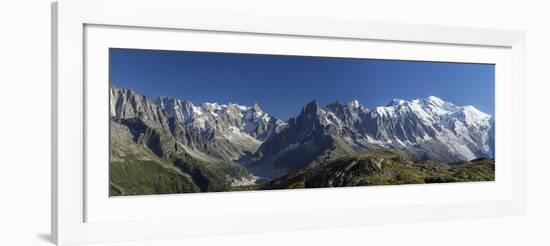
[249,96,494,176]
[369,96,494,160]
[111,84,494,175]
[156,97,286,141]
[330,96,493,159]
[110,85,286,162]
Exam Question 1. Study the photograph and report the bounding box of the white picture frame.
[52,0,526,245]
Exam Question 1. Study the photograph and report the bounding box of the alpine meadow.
[109,48,495,196]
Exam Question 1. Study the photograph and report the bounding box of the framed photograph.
[52,0,526,245]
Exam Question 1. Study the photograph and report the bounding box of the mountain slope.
[370,96,494,160]
[110,85,287,162]
[261,149,495,190]
[248,97,494,178]
[248,101,365,177]
[109,85,494,195]
[109,120,200,195]
[155,95,286,162]
[110,116,257,195]
[109,86,266,195]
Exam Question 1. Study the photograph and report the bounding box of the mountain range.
[109,85,494,195]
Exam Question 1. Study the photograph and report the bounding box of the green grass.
[224,184,263,192]
[109,118,255,196]
[261,150,495,190]
[110,150,254,195]
[110,145,495,195]
[110,159,200,196]
[449,158,495,182]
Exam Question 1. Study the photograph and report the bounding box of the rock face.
[109,86,286,195]
[248,97,494,177]
[109,85,494,195]
[110,87,170,128]
[247,101,360,177]
[155,96,286,162]
[110,86,286,163]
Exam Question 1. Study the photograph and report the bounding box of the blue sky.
[110,48,495,120]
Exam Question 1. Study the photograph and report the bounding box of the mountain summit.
[248,96,494,177]
[110,85,494,187]
[111,86,286,162]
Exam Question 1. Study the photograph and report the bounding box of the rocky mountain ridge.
[248,96,494,177]
[109,85,495,195]
[110,86,286,163]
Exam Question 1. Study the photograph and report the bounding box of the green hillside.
[261,149,494,190]
[109,118,254,196]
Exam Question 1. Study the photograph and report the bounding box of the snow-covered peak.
[112,85,494,162]
[348,99,361,108]
[157,96,272,123]
[425,95,444,104]
[387,98,407,106]
[388,96,447,107]
[202,102,224,115]
[382,96,464,117]
[371,96,493,147]
[167,100,282,140]
[422,96,462,112]
[252,102,262,113]
[451,105,491,128]
[156,96,203,123]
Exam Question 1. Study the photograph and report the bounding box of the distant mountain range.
[109,85,494,195]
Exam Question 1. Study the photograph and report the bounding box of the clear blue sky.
[110,48,494,120]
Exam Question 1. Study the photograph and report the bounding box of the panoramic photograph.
[109,48,495,196]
